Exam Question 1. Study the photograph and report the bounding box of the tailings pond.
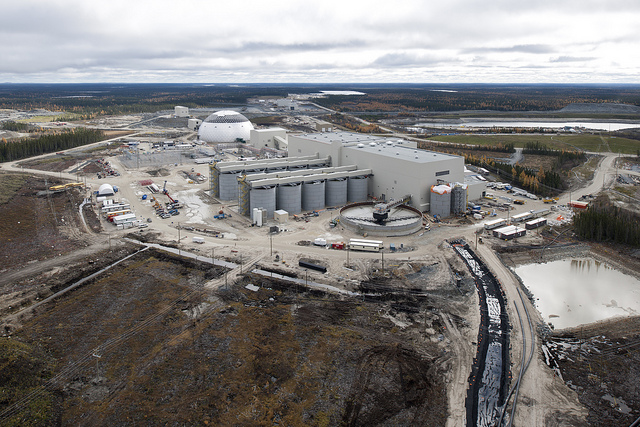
[515,258,640,330]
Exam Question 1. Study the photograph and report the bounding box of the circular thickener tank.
[249,186,277,219]
[325,178,347,207]
[339,202,423,237]
[302,180,326,211]
[347,176,368,203]
[219,172,240,201]
[277,182,302,214]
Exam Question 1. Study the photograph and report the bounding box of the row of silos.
[248,175,368,219]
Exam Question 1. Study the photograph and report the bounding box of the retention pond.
[515,258,640,330]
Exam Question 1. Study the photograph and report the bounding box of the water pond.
[514,258,640,330]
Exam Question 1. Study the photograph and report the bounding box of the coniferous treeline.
[0,128,104,162]
[573,196,640,247]
[1,121,29,132]
[463,153,563,196]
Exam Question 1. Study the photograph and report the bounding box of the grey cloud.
[550,56,596,63]
[462,44,556,54]
[371,53,442,68]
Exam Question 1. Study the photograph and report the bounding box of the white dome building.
[198,110,254,143]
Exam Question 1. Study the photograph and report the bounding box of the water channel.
[515,258,640,330]
[416,121,640,131]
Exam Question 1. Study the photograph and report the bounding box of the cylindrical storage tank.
[347,176,368,203]
[249,186,276,219]
[430,185,451,218]
[256,209,263,227]
[277,182,302,214]
[252,208,259,224]
[219,172,240,201]
[325,177,347,207]
[302,180,326,211]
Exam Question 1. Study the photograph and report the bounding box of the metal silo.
[219,172,240,201]
[325,177,347,207]
[430,185,451,218]
[276,182,302,214]
[249,186,277,219]
[302,180,326,211]
[347,175,368,202]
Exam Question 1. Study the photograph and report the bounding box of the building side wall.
[249,128,288,149]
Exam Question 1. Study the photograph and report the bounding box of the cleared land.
[0,244,470,425]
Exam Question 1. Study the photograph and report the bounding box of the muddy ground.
[0,246,471,425]
[0,173,87,270]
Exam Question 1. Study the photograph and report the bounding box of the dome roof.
[198,110,253,143]
[98,183,114,196]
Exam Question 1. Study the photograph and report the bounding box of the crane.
[162,180,177,204]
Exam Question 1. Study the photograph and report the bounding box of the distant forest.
[1,83,640,117]
[0,128,104,162]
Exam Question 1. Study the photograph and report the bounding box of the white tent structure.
[97,183,115,197]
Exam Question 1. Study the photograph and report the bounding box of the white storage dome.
[198,110,254,143]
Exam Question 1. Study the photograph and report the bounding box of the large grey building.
[287,132,465,212]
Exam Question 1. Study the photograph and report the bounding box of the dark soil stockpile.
[1,255,449,426]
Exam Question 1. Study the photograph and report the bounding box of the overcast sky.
[2,0,639,84]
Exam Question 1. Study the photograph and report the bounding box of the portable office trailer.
[348,242,381,252]
[525,218,547,229]
[511,212,534,222]
[492,225,526,240]
[484,218,507,230]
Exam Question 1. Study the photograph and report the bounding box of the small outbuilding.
[274,209,289,223]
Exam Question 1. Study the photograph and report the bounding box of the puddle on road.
[175,189,210,224]
[515,258,640,330]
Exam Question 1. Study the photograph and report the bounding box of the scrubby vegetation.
[573,195,640,247]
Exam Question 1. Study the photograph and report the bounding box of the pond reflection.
[515,258,640,330]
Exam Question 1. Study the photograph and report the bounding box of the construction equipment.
[372,195,411,224]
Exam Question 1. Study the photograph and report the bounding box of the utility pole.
[270,233,273,256]
[211,247,215,265]
[347,245,350,267]
[381,251,384,276]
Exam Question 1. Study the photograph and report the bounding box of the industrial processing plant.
[208,131,486,225]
